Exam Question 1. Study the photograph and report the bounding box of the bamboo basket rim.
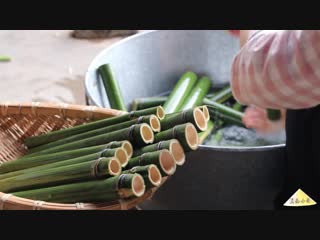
[0,102,158,210]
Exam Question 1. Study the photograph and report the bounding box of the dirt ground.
[0,30,144,105]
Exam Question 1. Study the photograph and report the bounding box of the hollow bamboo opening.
[185,124,199,150]
[115,148,129,167]
[193,108,208,131]
[108,158,122,176]
[200,105,210,122]
[140,124,154,144]
[170,140,186,166]
[122,141,133,158]
[132,174,146,197]
[156,106,165,120]
[159,150,176,176]
[148,165,162,187]
[150,115,161,132]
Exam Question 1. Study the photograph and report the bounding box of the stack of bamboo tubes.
[0,105,209,204]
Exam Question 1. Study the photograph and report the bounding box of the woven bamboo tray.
[0,102,155,210]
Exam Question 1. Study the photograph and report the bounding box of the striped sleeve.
[231,30,320,109]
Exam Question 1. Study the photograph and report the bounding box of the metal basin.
[85,30,286,210]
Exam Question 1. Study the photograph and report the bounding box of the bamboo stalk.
[98,63,127,111]
[29,115,160,153]
[208,107,244,126]
[11,174,145,203]
[0,55,11,62]
[199,105,210,122]
[24,140,132,159]
[204,99,244,122]
[27,124,154,155]
[131,97,167,111]
[18,141,133,162]
[154,123,199,152]
[207,86,232,103]
[233,102,243,112]
[163,71,198,114]
[0,147,128,180]
[205,92,217,99]
[123,164,162,189]
[161,107,207,132]
[125,150,176,176]
[178,76,212,111]
[133,139,186,166]
[198,120,215,144]
[24,106,164,148]
[0,157,122,193]
[0,143,121,174]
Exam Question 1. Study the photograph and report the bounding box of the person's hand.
[242,106,286,134]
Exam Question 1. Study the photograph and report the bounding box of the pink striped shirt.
[231,30,320,109]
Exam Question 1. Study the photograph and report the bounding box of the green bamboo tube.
[208,86,233,103]
[0,145,107,173]
[178,76,212,111]
[198,120,215,144]
[199,105,210,122]
[29,115,160,153]
[27,123,154,155]
[267,109,281,121]
[0,143,121,174]
[154,123,199,152]
[24,139,132,159]
[163,71,198,114]
[204,99,244,121]
[0,55,11,62]
[125,150,176,176]
[161,107,207,132]
[98,64,127,111]
[133,139,186,166]
[131,97,167,111]
[0,147,128,180]
[11,173,145,203]
[20,141,133,162]
[123,164,162,189]
[24,106,164,148]
[208,107,244,126]
[233,102,243,112]
[205,92,217,99]
[0,144,129,176]
[0,157,122,193]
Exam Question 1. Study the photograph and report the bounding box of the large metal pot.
[85,30,286,210]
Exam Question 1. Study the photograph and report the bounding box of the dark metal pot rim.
[198,143,286,152]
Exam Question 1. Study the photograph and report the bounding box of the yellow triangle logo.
[283,189,317,207]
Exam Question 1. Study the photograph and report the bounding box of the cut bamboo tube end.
[149,115,161,132]
[170,139,186,166]
[108,158,122,176]
[159,150,177,176]
[156,106,165,120]
[140,124,154,144]
[199,105,210,122]
[122,141,133,159]
[148,165,162,187]
[193,107,208,132]
[185,123,199,151]
[131,174,146,197]
[114,148,129,168]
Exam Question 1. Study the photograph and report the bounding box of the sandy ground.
[0,30,143,105]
